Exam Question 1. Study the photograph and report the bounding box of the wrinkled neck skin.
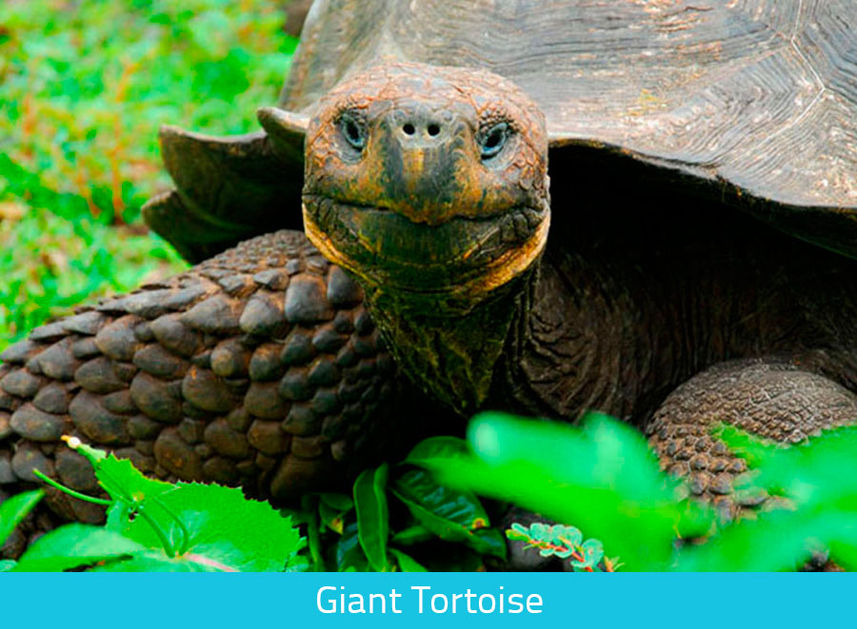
[359,243,659,424]
[358,266,538,416]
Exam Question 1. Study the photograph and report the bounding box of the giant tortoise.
[3,0,857,556]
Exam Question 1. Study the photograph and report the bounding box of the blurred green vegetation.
[431,412,857,571]
[0,0,299,350]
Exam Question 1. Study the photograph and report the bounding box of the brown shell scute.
[0,231,414,540]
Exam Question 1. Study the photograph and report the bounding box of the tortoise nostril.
[427,123,440,137]
[403,123,416,136]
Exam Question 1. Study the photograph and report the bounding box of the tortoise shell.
[145,0,857,262]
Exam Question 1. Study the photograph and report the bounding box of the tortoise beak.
[371,104,482,226]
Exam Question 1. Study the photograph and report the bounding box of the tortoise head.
[289,62,550,311]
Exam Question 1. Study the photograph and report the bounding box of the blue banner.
[0,572,849,628]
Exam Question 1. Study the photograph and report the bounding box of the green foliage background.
[0,0,299,350]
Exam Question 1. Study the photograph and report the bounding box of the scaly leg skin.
[0,230,429,558]
[647,358,857,520]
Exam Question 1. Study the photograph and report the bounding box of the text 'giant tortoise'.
[3,0,857,559]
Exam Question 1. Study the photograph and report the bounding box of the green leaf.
[12,524,146,572]
[405,436,471,467]
[576,539,604,570]
[392,468,505,558]
[391,524,434,546]
[714,424,779,468]
[429,413,701,570]
[390,548,427,572]
[319,492,354,512]
[675,509,827,571]
[73,446,175,507]
[506,522,531,542]
[318,493,352,535]
[91,552,212,572]
[0,560,16,571]
[119,482,304,572]
[336,521,369,572]
[0,490,44,547]
[354,464,391,571]
[557,525,583,548]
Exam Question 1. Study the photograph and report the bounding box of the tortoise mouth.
[302,193,549,295]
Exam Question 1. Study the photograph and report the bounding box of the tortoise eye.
[480,122,509,159]
[338,112,366,151]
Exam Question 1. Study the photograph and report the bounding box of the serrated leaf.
[354,464,390,571]
[12,524,147,572]
[83,450,175,506]
[0,490,44,547]
[119,482,304,572]
[286,553,310,572]
[391,468,505,558]
[390,549,427,572]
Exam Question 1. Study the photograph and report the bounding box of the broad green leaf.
[354,464,390,571]
[91,553,213,572]
[72,445,175,507]
[430,413,699,570]
[119,482,304,572]
[675,509,830,572]
[0,490,44,547]
[753,426,857,507]
[12,524,146,572]
[390,549,427,572]
[470,412,672,502]
[392,468,505,558]
[93,549,296,573]
[714,424,779,468]
[104,501,134,532]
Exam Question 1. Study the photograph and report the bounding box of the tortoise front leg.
[0,230,419,557]
[646,357,857,519]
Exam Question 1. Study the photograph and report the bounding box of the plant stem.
[135,503,176,558]
[32,469,112,506]
[152,495,191,555]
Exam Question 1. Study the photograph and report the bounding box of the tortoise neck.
[359,266,538,416]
